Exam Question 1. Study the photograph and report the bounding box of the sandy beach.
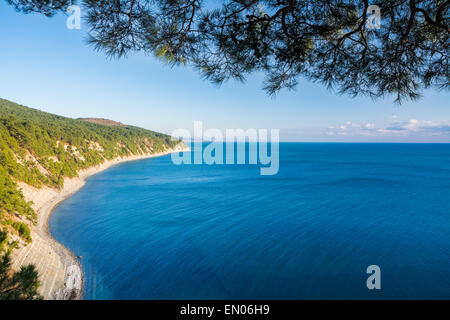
[10,145,189,300]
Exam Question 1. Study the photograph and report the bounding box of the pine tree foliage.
[7,0,450,102]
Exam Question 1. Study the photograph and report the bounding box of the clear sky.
[0,2,449,142]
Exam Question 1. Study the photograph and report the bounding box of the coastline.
[11,146,189,300]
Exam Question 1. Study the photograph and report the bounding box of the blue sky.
[0,2,449,142]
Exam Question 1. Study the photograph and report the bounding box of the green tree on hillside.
[0,231,41,300]
[0,252,42,300]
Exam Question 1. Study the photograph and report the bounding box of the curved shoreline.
[11,147,189,299]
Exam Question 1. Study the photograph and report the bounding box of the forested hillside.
[0,98,181,299]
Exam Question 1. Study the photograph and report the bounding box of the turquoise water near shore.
[50,143,450,299]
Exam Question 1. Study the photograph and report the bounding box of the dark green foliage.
[0,166,36,223]
[0,252,42,300]
[6,1,450,103]
[7,0,74,16]
[0,231,7,252]
[11,222,32,243]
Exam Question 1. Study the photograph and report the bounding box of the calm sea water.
[49,143,450,299]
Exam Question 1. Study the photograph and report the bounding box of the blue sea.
[49,143,450,299]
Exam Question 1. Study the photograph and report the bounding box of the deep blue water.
[49,143,450,299]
